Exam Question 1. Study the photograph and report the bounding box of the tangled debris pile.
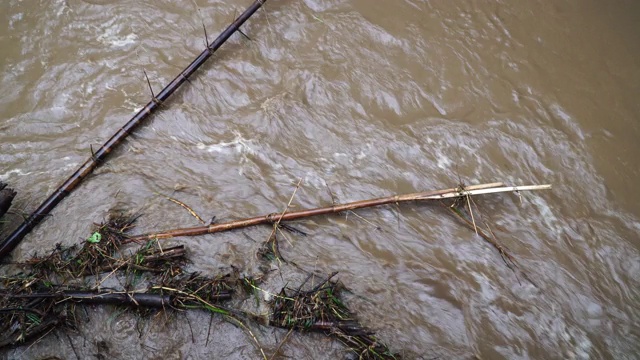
[0,214,398,359]
[268,273,396,359]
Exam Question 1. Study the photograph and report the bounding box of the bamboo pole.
[0,0,268,261]
[125,182,551,243]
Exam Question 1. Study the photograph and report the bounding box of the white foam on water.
[53,0,68,17]
[197,132,256,157]
[303,171,328,189]
[436,152,452,170]
[97,22,137,48]
[426,94,447,116]
[550,103,584,141]
[0,169,32,181]
[530,195,562,237]
[9,12,23,29]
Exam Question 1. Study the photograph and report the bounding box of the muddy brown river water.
[1,0,640,359]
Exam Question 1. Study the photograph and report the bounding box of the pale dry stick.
[465,192,478,235]
[276,226,294,247]
[347,210,382,230]
[420,184,551,200]
[92,261,128,291]
[157,239,164,255]
[243,279,294,302]
[266,178,303,263]
[17,323,58,358]
[273,179,304,229]
[151,286,226,314]
[155,192,206,225]
[224,314,268,360]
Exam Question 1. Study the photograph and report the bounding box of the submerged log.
[0,0,268,261]
[0,181,16,219]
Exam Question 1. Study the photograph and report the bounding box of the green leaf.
[87,232,102,243]
[26,313,41,325]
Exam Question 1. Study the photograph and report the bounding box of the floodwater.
[1,0,639,359]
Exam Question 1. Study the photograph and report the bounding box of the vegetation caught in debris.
[0,214,232,348]
[268,273,399,359]
[0,213,398,357]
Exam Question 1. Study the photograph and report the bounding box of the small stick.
[157,192,206,225]
[273,179,303,228]
[202,23,210,48]
[448,205,517,268]
[347,210,381,230]
[466,193,478,235]
[232,9,252,40]
[270,328,294,360]
[224,315,267,360]
[420,184,551,200]
[264,178,303,262]
[448,204,538,287]
[142,69,159,105]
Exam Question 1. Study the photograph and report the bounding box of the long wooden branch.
[0,0,268,261]
[125,182,551,243]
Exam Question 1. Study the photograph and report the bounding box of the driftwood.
[0,0,268,261]
[0,284,233,349]
[125,182,551,243]
[0,289,230,308]
[0,181,16,219]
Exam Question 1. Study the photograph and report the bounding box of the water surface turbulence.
[1,0,639,359]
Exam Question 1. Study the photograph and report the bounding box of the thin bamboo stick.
[0,0,267,260]
[125,182,551,243]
